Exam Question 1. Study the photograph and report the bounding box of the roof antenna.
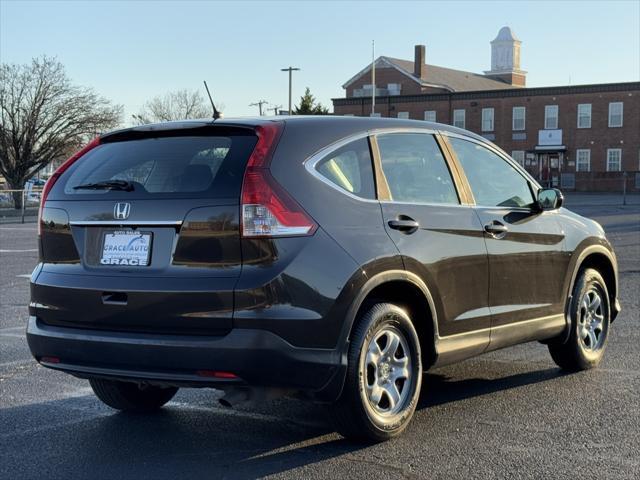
[203,81,222,119]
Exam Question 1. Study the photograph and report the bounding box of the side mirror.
[537,188,564,211]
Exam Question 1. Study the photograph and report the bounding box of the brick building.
[332,27,640,192]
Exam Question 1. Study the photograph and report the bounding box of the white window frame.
[453,109,465,129]
[608,102,623,127]
[576,149,591,172]
[512,106,526,131]
[577,104,592,129]
[544,105,559,130]
[511,150,525,167]
[481,108,495,132]
[397,111,409,119]
[424,110,437,122]
[606,148,622,172]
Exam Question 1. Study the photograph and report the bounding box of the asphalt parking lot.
[1,195,639,479]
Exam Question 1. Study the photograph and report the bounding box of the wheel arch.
[339,270,439,368]
[568,245,619,322]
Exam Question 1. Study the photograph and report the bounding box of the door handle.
[484,221,508,237]
[388,217,420,233]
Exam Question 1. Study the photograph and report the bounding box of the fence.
[0,189,42,223]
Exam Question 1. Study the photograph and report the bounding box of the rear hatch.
[33,124,258,335]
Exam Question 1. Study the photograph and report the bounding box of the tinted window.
[57,134,257,199]
[449,137,535,208]
[377,133,458,204]
[316,137,376,200]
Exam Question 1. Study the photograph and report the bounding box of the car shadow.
[418,365,566,409]
[1,365,567,479]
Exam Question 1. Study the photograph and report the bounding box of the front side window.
[512,106,526,131]
[482,108,495,132]
[316,137,376,200]
[377,133,458,205]
[609,102,623,127]
[424,110,436,122]
[450,137,535,208]
[577,104,592,128]
[576,149,591,172]
[606,149,622,172]
[453,109,465,129]
[545,105,559,129]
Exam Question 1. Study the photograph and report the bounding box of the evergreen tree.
[293,87,329,115]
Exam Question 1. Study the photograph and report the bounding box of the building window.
[424,110,436,122]
[369,113,381,118]
[482,108,495,132]
[453,109,465,129]
[511,150,525,167]
[387,83,401,95]
[544,105,559,129]
[577,104,592,129]
[397,112,409,119]
[576,149,591,172]
[608,102,623,127]
[607,149,622,171]
[512,106,526,131]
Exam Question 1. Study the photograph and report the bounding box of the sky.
[1,0,639,124]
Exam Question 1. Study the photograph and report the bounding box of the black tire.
[548,268,611,371]
[89,378,178,412]
[329,303,422,442]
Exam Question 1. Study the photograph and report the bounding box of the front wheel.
[548,268,611,371]
[89,378,178,412]
[329,303,422,442]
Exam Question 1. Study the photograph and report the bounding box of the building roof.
[493,26,520,42]
[342,55,516,92]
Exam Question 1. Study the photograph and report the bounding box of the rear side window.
[316,137,376,200]
[377,133,458,204]
[448,137,535,208]
[57,134,257,199]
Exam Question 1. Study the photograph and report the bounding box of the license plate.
[100,231,152,266]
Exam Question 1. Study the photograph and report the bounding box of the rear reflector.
[241,123,317,237]
[38,136,101,235]
[40,356,61,364]
[196,370,238,379]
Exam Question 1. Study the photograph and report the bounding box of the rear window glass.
[316,137,376,200]
[56,134,257,199]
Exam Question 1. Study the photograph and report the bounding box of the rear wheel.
[89,378,178,412]
[329,303,422,442]
[548,268,610,371]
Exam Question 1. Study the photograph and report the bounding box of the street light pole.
[281,66,300,115]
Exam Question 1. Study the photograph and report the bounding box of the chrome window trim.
[70,220,183,226]
[304,127,440,205]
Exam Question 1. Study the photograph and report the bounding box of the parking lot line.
[0,249,38,253]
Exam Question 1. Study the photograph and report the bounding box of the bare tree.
[133,89,219,124]
[0,56,122,208]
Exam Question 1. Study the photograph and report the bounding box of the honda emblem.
[113,203,131,220]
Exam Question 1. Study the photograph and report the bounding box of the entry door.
[375,132,490,345]
[447,137,569,329]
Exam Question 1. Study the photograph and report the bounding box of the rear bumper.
[26,316,346,401]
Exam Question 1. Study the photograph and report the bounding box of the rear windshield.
[53,133,257,200]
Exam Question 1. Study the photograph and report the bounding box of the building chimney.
[414,45,426,78]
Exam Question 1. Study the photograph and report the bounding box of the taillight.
[38,136,100,235]
[241,123,317,237]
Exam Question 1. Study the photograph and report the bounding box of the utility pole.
[281,66,300,115]
[249,100,268,116]
[269,105,282,116]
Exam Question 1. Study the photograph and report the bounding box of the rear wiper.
[73,180,134,191]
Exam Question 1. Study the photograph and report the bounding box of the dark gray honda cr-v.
[28,116,620,441]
